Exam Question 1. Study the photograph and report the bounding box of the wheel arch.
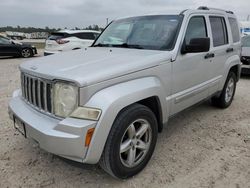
[82,77,168,164]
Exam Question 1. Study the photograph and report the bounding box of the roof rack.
[198,6,209,10]
[197,6,234,14]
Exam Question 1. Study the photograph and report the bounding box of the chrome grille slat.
[25,75,28,100]
[37,81,42,108]
[32,78,36,106]
[28,77,31,103]
[43,81,48,111]
[21,73,52,114]
[21,74,25,98]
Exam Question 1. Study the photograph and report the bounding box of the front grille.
[21,73,53,113]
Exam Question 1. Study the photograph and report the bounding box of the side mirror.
[181,37,210,54]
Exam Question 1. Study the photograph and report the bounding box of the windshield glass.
[93,15,182,50]
[242,36,250,47]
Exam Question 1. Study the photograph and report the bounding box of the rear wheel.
[21,48,33,58]
[211,71,237,108]
[99,104,158,179]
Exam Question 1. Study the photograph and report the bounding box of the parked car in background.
[44,30,101,56]
[0,35,37,58]
[241,35,250,74]
[9,7,241,179]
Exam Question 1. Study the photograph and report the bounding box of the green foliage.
[0,25,104,33]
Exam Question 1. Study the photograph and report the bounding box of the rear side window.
[229,18,240,43]
[209,16,228,47]
[185,16,207,45]
[48,32,67,40]
[74,32,96,40]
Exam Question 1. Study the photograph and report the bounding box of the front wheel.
[99,104,158,179]
[21,48,33,58]
[211,71,237,108]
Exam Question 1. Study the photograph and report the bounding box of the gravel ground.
[0,52,250,188]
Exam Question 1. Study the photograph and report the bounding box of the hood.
[242,47,250,57]
[20,47,172,87]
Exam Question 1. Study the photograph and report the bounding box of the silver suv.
[9,7,241,179]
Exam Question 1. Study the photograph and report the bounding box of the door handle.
[226,48,234,53]
[204,53,215,59]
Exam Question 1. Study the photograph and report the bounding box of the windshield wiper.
[112,43,145,49]
[92,43,144,49]
[92,43,109,47]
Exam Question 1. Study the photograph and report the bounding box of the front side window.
[209,16,228,47]
[229,18,240,43]
[93,15,182,50]
[184,16,207,45]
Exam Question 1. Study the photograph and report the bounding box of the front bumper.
[241,64,250,74]
[8,91,97,162]
[31,47,37,55]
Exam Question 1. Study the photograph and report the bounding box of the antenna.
[247,15,250,21]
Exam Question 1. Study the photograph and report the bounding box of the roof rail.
[197,6,234,14]
[198,6,209,10]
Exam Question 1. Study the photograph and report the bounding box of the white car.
[241,35,250,74]
[44,30,100,56]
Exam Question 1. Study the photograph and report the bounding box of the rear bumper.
[8,90,97,162]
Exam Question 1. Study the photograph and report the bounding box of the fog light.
[70,107,101,121]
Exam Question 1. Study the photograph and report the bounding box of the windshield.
[93,15,182,50]
[242,36,250,47]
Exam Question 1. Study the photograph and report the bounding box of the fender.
[82,77,168,164]
[219,54,241,89]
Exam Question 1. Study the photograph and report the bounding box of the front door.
[170,15,211,115]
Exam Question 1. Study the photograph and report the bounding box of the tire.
[21,48,33,58]
[99,104,158,179]
[211,71,237,108]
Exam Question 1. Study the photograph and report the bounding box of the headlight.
[53,82,78,117]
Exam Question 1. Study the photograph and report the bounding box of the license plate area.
[14,116,26,138]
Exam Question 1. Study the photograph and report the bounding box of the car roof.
[115,7,236,21]
[55,30,101,34]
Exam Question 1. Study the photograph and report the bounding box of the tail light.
[56,39,69,44]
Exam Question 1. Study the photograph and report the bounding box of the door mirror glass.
[182,37,210,54]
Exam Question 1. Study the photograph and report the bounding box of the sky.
[0,0,249,28]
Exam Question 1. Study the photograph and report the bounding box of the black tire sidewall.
[108,105,158,179]
[220,71,237,107]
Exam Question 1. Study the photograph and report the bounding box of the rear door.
[207,15,232,95]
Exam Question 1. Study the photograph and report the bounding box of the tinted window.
[185,16,207,45]
[242,36,250,47]
[209,17,228,47]
[48,32,67,40]
[0,37,11,44]
[74,33,96,40]
[229,18,240,43]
